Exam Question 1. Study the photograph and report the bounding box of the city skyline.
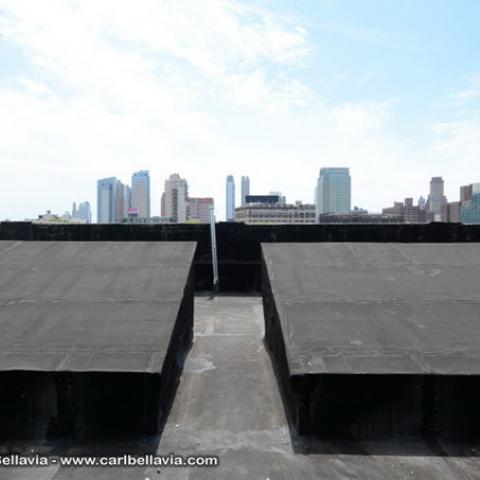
[1,1,480,221]
[14,169,480,223]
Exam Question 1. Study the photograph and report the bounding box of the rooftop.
[1,296,479,479]
[262,242,480,375]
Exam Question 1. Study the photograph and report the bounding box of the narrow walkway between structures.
[157,295,296,479]
[155,296,478,480]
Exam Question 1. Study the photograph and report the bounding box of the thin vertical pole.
[209,205,219,292]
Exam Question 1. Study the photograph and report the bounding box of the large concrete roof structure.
[0,223,480,478]
[262,242,480,375]
[262,242,480,439]
[0,240,195,441]
[0,241,195,373]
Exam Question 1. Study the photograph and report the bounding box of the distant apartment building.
[35,210,87,224]
[319,212,403,224]
[162,173,188,223]
[72,201,91,223]
[461,195,480,224]
[226,175,235,221]
[382,198,428,223]
[460,184,473,202]
[241,176,250,206]
[235,202,316,224]
[187,197,214,223]
[114,181,129,223]
[426,177,447,221]
[122,211,169,224]
[460,184,480,224]
[315,168,351,220]
[441,201,461,223]
[131,170,150,218]
[460,183,480,202]
[245,194,282,205]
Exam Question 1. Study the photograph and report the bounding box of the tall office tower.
[114,181,129,223]
[72,201,92,223]
[97,177,117,223]
[426,177,447,221]
[241,176,250,206]
[187,197,214,223]
[163,173,188,223]
[460,184,473,202]
[131,170,150,218]
[161,192,166,217]
[78,202,92,223]
[461,191,480,224]
[226,175,235,221]
[315,167,351,219]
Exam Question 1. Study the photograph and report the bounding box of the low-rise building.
[122,216,170,224]
[319,212,403,223]
[187,197,214,223]
[235,202,316,224]
[382,198,428,223]
[34,210,87,224]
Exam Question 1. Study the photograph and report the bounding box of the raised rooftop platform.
[262,243,480,439]
[1,297,478,479]
[0,241,195,440]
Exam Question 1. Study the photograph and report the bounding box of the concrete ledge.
[4,221,480,292]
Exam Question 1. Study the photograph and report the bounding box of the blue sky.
[0,0,479,220]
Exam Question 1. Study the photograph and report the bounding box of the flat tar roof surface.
[1,297,478,480]
[262,242,480,375]
[0,241,196,373]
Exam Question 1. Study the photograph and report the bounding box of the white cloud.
[0,0,315,219]
[0,0,478,221]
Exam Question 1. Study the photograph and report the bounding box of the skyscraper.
[162,173,188,222]
[72,201,92,223]
[460,183,480,224]
[131,170,150,218]
[460,184,473,202]
[97,177,130,223]
[97,177,117,223]
[226,175,235,221]
[241,176,250,206]
[114,181,129,223]
[426,177,447,221]
[315,167,351,219]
